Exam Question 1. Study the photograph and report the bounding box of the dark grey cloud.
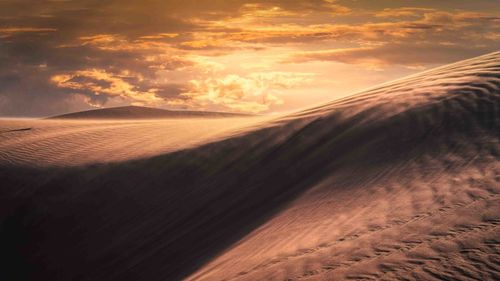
[153,84,190,99]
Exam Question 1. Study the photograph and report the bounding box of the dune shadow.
[0,52,499,281]
[0,127,32,134]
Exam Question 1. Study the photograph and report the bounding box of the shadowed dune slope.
[48,105,251,119]
[0,51,499,281]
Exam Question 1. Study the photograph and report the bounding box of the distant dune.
[0,51,499,281]
[48,105,252,119]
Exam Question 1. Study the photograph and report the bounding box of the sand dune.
[0,117,270,166]
[48,105,252,119]
[0,51,499,281]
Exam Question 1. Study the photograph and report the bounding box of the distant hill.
[47,106,252,119]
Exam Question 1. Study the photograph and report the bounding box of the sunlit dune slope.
[0,117,269,166]
[0,51,499,281]
[188,51,500,281]
[48,105,251,119]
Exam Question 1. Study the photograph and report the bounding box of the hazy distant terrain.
[0,52,499,281]
[48,105,252,120]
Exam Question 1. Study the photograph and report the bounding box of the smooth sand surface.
[0,51,499,281]
[0,117,270,166]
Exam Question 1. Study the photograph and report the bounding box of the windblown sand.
[0,117,269,166]
[0,52,499,281]
[187,52,500,281]
[187,51,500,281]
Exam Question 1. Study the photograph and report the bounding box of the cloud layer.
[0,0,498,116]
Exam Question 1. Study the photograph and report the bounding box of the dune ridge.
[0,117,270,166]
[0,51,499,280]
[188,51,500,280]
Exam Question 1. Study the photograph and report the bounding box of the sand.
[0,51,499,281]
[0,117,270,166]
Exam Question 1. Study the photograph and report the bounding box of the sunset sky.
[1,0,499,117]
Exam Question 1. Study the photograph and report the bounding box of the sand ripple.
[0,52,499,281]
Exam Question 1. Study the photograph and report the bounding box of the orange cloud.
[178,8,499,50]
[283,44,494,68]
[2,0,500,117]
[50,68,315,113]
[50,69,161,106]
[76,34,177,52]
[375,7,436,18]
[0,27,56,38]
[183,72,314,113]
[139,33,179,39]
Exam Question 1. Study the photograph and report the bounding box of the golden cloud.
[375,7,436,18]
[76,34,177,52]
[50,69,161,106]
[178,8,499,50]
[49,68,315,113]
[283,43,494,68]
[182,72,315,113]
[0,27,57,38]
[139,33,179,39]
[2,0,500,116]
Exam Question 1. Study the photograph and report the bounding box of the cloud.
[283,44,495,68]
[47,67,315,113]
[279,10,500,67]
[0,67,93,117]
[183,72,315,113]
[176,9,499,49]
[0,0,499,116]
[0,27,57,38]
[50,69,162,106]
[375,7,435,18]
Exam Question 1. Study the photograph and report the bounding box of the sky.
[0,0,499,117]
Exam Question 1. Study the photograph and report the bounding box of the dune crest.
[187,51,500,281]
[0,52,499,281]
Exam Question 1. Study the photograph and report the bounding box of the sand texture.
[0,51,499,280]
[0,117,269,166]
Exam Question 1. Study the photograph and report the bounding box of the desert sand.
[0,117,269,166]
[0,51,499,281]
